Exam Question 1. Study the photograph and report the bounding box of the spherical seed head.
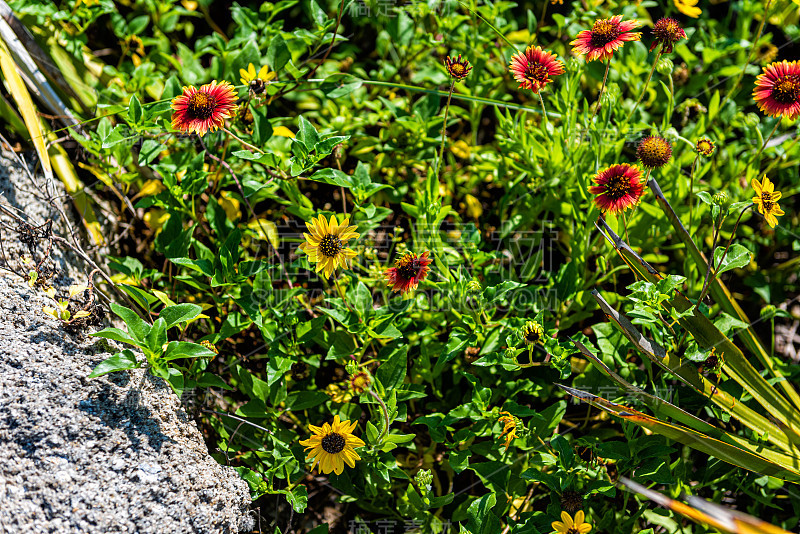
[445,55,473,80]
[636,136,672,168]
[651,17,687,53]
[695,137,715,156]
[560,490,584,514]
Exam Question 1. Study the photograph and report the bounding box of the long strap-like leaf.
[595,218,800,447]
[649,177,800,411]
[571,338,800,475]
[558,385,800,482]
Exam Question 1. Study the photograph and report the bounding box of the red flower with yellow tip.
[570,16,641,62]
[170,80,238,136]
[509,46,565,93]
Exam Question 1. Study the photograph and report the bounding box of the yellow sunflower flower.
[298,214,359,279]
[751,175,785,228]
[673,0,701,18]
[239,63,276,95]
[552,510,593,534]
[299,415,365,475]
[239,63,275,85]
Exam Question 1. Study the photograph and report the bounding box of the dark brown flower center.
[321,432,346,453]
[450,64,466,77]
[761,192,776,212]
[524,329,541,343]
[187,92,216,120]
[605,171,631,200]
[773,75,800,104]
[524,63,549,84]
[319,234,343,257]
[566,529,580,534]
[590,19,620,47]
[396,258,419,280]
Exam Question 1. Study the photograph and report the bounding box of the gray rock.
[0,151,254,533]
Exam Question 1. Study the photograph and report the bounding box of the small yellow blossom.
[751,175,785,228]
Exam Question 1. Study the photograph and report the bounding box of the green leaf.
[110,302,151,343]
[158,303,203,329]
[88,350,139,378]
[128,94,142,124]
[713,244,752,276]
[285,391,329,411]
[90,327,138,347]
[163,341,216,361]
[296,115,319,151]
[376,345,407,390]
[464,493,501,534]
[353,282,372,318]
[196,372,234,390]
[146,318,167,355]
[266,34,291,72]
[309,168,353,188]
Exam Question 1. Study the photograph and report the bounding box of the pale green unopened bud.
[761,305,777,320]
[415,469,433,488]
[713,191,730,208]
[656,58,674,75]
[467,280,482,294]
[744,113,760,128]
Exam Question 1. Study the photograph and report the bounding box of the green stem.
[719,0,773,110]
[771,316,775,357]
[590,58,611,124]
[695,210,723,310]
[433,80,456,199]
[688,154,699,232]
[748,120,781,171]
[575,58,611,149]
[222,127,264,154]
[369,389,390,443]
[538,92,549,130]
[630,46,663,119]
[696,204,753,308]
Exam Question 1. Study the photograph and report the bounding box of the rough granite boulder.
[0,151,254,533]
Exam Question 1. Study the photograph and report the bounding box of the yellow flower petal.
[561,511,574,528]
[574,511,585,525]
[751,178,763,195]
